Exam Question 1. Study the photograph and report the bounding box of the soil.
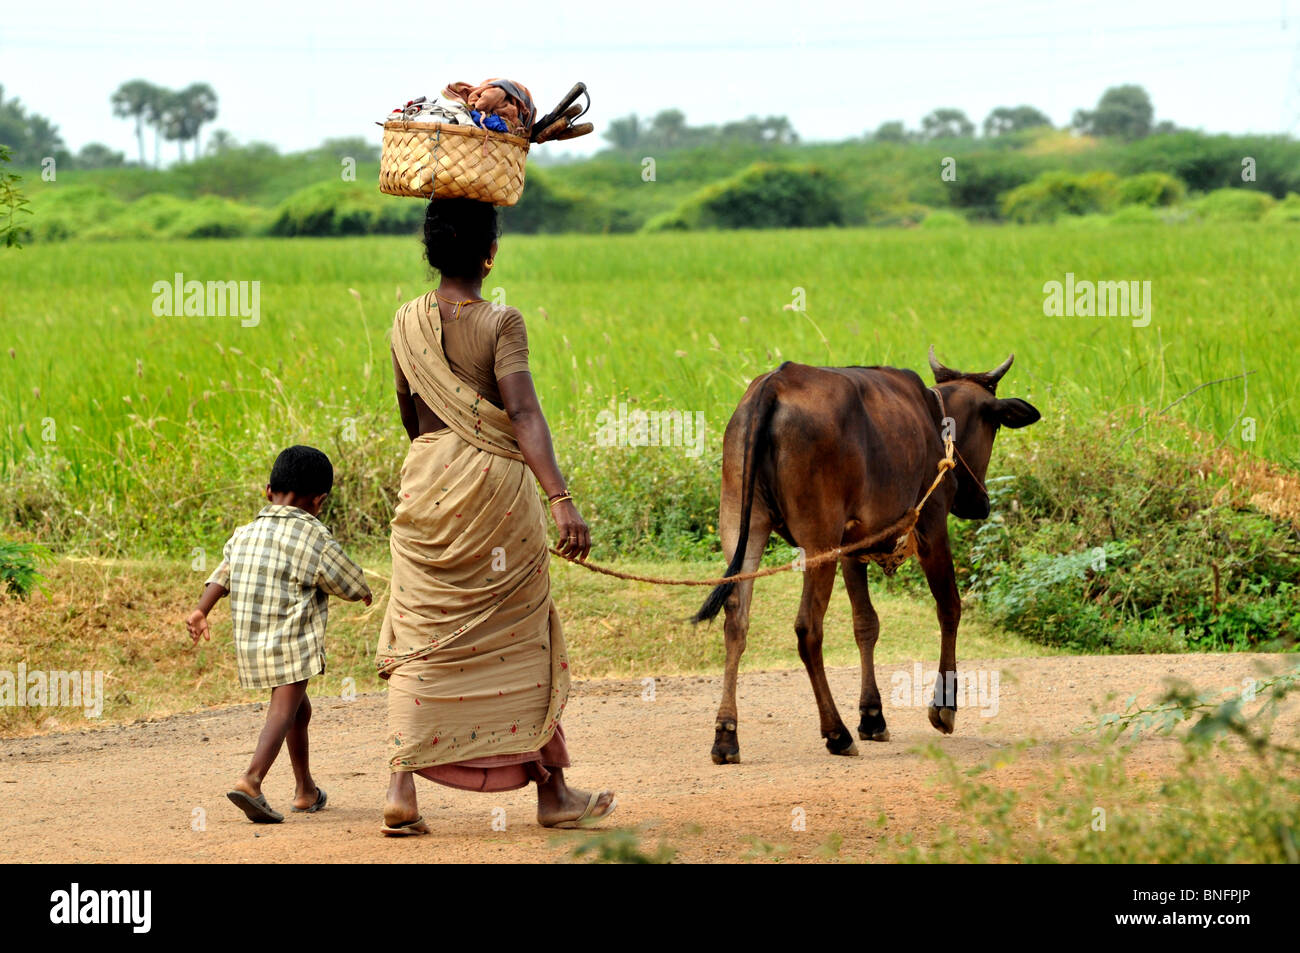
[0,654,1293,863]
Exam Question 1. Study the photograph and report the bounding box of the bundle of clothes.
[383,78,536,138]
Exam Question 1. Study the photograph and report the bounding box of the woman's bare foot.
[536,767,617,827]
[384,770,421,827]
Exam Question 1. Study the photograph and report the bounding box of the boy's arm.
[316,539,373,605]
[187,580,228,643]
[187,555,231,644]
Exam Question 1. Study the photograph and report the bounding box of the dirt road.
[1,654,1293,863]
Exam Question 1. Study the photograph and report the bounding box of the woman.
[377,198,616,835]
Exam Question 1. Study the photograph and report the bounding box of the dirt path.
[1,654,1293,863]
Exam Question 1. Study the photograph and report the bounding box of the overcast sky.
[3,0,1297,162]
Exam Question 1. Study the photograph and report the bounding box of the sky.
[2,0,1298,163]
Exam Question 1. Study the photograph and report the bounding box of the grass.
[0,554,1049,736]
[1,225,1297,559]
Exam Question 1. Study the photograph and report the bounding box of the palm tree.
[110,80,159,166]
[144,89,169,167]
[179,83,218,155]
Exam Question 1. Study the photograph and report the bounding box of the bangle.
[548,494,573,508]
[546,490,569,501]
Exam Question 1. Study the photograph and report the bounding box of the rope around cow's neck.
[548,425,958,587]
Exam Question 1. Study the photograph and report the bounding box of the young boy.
[187,445,372,823]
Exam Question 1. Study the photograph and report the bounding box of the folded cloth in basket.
[441,79,535,137]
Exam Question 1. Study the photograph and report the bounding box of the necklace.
[434,289,485,320]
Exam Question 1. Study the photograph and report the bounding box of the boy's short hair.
[269,446,333,497]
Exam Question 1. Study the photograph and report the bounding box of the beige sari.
[378,292,570,778]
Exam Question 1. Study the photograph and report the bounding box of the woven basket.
[379,121,529,205]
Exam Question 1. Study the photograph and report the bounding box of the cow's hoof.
[927,704,957,735]
[712,721,740,765]
[858,707,890,742]
[825,729,859,756]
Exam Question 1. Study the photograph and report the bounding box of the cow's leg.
[916,520,960,735]
[841,557,888,742]
[794,560,856,755]
[712,511,770,765]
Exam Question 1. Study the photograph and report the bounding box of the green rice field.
[1,224,1297,558]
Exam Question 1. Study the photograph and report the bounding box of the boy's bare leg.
[384,771,420,826]
[232,680,309,800]
[285,691,319,809]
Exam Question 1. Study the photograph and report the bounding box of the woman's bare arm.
[499,371,590,560]
[392,349,420,441]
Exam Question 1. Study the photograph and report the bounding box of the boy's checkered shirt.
[206,504,371,690]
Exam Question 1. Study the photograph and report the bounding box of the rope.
[548,425,957,588]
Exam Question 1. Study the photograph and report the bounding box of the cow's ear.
[995,398,1040,429]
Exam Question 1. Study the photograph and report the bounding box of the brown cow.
[693,349,1040,764]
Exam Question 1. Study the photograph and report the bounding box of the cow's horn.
[987,353,1014,384]
[929,345,960,383]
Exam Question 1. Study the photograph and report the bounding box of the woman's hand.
[552,500,591,562]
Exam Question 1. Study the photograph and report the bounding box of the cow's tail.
[692,374,780,624]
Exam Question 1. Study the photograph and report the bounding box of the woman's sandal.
[380,816,431,837]
[291,787,327,813]
[227,790,284,824]
[544,790,618,829]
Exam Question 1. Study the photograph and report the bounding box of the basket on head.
[379,121,530,205]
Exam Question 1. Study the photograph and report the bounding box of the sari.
[377,291,571,791]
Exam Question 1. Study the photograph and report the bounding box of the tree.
[1072,84,1154,141]
[180,82,218,155]
[205,129,238,154]
[75,142,126,169]
[0,86,68,166]
[602,114,640,150]
[110,79,159,166]
[144,89,169,166]
[920,108,975,140]
[983,105,1052,138]
[870,120,909,143]
[649,109,687,149]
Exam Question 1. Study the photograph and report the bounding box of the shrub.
[502,169,606,234]
[948,417,1300,652]
[646,162,842,231]
[1000,170,1120,223]
[0,539,52,599]
[1108,204,1164,226]
[1116,171,1185,207]
[268,182,421,237]
[1263,193,1300,224]
[1194,188,1275,222]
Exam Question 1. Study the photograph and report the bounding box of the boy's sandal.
[227,790,284,824]
[543,790,618,829]
[380,816,431,837]
[291,787,327,813]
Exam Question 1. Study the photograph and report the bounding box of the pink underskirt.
[414,722,571,792]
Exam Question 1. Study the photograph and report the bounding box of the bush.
[22,185,128,242]
[885,668,1300,863]
[0,539,52,599]
[1000,170,1120,223]
[646,162,843,231]
[1109,204,1164,226]
[948,417,1300,652]
[268,182,421,237]
[1116,171,1185,207]
[1194,188,1275,222]
[502,169,608,234]
[1263,192,1300,224]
